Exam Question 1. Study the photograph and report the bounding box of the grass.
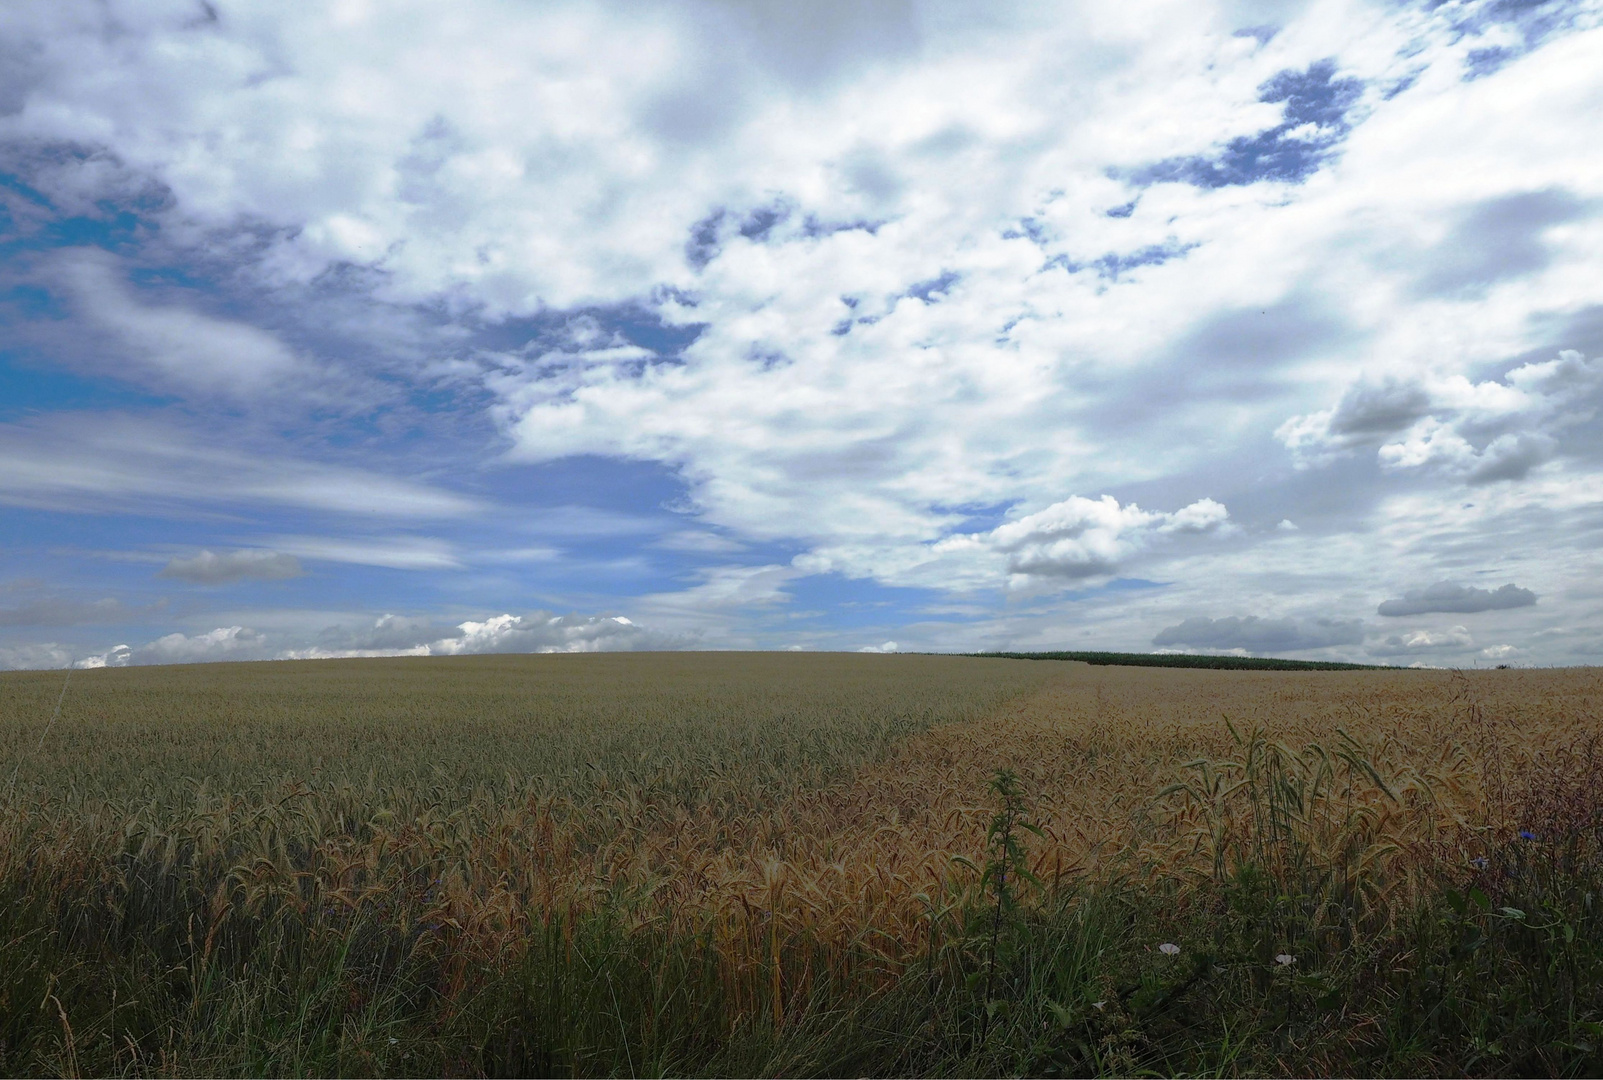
[0,654,1599,1075]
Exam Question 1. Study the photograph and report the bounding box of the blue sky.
[1,0,1600,668]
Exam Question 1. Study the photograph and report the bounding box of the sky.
[1,0,1600,669]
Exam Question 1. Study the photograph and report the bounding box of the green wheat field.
[2,653,1600,1077]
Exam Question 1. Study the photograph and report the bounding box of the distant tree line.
[971,650,1386,671]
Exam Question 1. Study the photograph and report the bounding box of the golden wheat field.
[3,654,1598,1004]
[4,653,1603,1077]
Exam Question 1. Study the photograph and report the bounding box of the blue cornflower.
[1518,830,1537,840]
[1470,856,1488,869]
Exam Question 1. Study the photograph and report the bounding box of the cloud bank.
[1377,582,1537,617]
[1152,615,1366,653]
[51,609,685,670]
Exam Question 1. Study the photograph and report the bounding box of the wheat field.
[1,654,1599,1076]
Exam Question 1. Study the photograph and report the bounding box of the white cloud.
[0,414,482,519]
[0,1,1600,663]
[858,640,899,653]
[1279,350,1603,482]
[2,606,683,669]
[935,495,1230,587]
[268,535,462,571]
[286,609,688,657]
[45,248,310,399]
[0,642,77,671]
[159,549,304,585]
[653,530,747,554]
[1276,378,1436,463]
[1369,624,1475,656]
[476,546,563,564]
[336,613,442,650]
[139,625,269,664]
[429,612,667,654]
[0,4,1450,547]
[276,644,431,660]
[75,644,132,669]
[642,564,801,614]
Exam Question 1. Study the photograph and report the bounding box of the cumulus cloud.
[329,613,445,652]
[294,610,680,660]
[3,606,683,670]
[429,613,667,655]
[159,549,304,585]
[948,495,1230,584]
[139,626,270,665]
[75,644,132,669]
[60,621,272,663]
[1152,614,1365,653]
[1368,625,1475,657]
[1276,379,1434,458]
[1377,581,1537,617]
[277,615,439,656]
[281,610,685,659]
[1279,350,1603,482]
[54,627,272,667]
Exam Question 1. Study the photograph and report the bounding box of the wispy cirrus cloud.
[0,414,483,519]
[267,536,463,571]
[159,549,304,585]
[41,249,310,400]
